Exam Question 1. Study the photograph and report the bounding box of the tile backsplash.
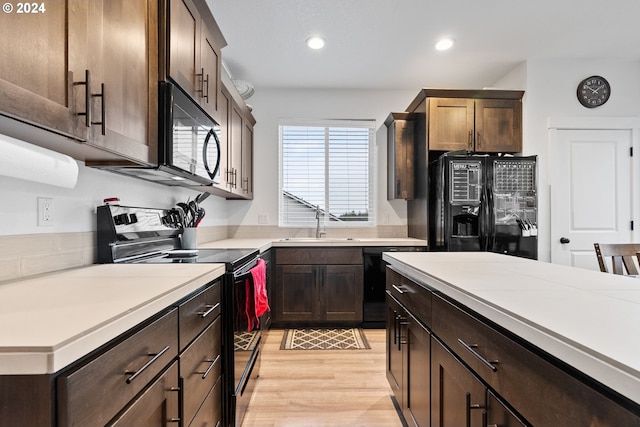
[0,224,407,283]
[0,232,95,283]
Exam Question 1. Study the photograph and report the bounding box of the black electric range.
[96,203,262,427]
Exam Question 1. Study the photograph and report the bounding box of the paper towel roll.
[0,133,78,188]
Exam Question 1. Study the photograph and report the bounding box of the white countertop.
[382,252,640,405]
[200,237,428,251]
[0,263,225,375]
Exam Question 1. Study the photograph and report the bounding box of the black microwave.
[102,81,221,188]
[158,81,221,185]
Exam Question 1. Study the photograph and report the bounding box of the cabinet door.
[322,265,363,322]
[200,24,221,121]
[405,316,430,427]
[229,100,243,193]
[108,362,179,427]
[87,0,157,164]
[475,99,522,153]
[387,116,414,200]
[0,1,86,139]
[431,337,486,427]
[168,0,200,99]
[386,294,405,406]
[240,119,254,198]
[274,265,317,322]
[216,85,232,191]
[428,98,474,152]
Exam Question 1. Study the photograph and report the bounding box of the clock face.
[577,76,610,108]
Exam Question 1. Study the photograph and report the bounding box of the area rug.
[280,328,371,350]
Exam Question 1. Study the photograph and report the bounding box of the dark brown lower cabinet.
[431,336,527,427]
[109,361,179,427]
[273,248,363,325]
[386,293,430,427]
[386,266,640,427]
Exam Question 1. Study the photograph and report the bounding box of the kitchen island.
[383,251,640,426]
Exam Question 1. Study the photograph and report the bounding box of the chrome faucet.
[315,205,326,238]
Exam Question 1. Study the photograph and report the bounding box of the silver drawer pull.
[392,284,406,294]
[197,354,221,379]
[458,339,499,372]
[125,345,171,384]
[197,302,220,318]
[168,418,181,423]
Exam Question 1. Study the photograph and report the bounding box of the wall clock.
[577,75,611,108]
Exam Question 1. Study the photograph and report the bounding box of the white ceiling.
[207,0,640,91]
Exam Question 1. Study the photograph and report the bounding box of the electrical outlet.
[38,197,53,226]
[258,213,269,224]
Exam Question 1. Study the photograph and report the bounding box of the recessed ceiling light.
[306,36,326,50]
[435,38,454,51]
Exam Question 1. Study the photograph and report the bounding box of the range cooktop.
[132,248,260,271]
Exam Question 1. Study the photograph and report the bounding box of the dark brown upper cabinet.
[167,0,225,123]
[385,112,415,200]
[404,89,524,155]
[428,97,522,153]
[0,0,159,166]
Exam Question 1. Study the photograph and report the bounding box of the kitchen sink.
[278,237,360,242]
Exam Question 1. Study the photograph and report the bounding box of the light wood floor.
[240,328,403,427]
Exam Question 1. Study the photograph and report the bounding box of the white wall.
[493,59,640,261]
[0,156,229,236]
[228,88,416,228]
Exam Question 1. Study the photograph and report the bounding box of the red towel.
[244,259,270,332]
[251,259,270,318]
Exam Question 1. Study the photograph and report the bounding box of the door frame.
[548,116,640,264]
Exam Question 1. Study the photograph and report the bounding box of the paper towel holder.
[0,133,79,188]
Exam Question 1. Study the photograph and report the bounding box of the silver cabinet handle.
[203,72,209,103]
[458,338,498,372]
[197,302,220,318]
[392,284,405,294]
[125,345,170,384]
[197,354,221,379]
[466,392,485,427]
[74,69,91,127]
[91,82,106,135]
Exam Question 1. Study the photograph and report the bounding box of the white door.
[550,128,633,269]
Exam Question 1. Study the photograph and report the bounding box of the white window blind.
[279,119,375,227]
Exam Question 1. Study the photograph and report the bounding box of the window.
[279,119,376,228]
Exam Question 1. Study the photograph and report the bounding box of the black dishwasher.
[362,246,426,328]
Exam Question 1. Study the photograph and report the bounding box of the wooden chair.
[593,243,640,275]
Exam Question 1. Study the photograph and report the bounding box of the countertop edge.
[0,265,225,375]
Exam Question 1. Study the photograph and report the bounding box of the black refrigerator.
[429,151,538,259]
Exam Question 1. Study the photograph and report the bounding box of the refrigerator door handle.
[487,186,496,251]
[479,186,487,251]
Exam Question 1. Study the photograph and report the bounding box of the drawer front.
[108,361,179,427]
[432,294,640,426]
[189,375,222,427]
[58,309,178,427]
[276,248,362,265]
[181,316,222,426]
[386,267,432,327]
[179,280,221,351]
